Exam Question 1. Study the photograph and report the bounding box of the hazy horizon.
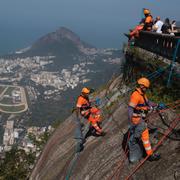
[0,0,180,55]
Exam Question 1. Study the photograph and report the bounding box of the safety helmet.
[81,87,90,94]
[137,77,150,88]
[143,9,150,15]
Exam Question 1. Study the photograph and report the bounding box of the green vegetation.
[0,147,36,180]
[147,86,179,104]
[51,118,64,129]
[0,131,51,180]
[28,131,51,151]
[0,97,13,104]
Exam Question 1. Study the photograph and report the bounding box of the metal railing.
[135,31,180,62]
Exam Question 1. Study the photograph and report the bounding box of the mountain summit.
[23,27,94,60]
[33,27,91,49]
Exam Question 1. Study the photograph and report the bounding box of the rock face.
[30,76,180,180]
[30,46,180,180]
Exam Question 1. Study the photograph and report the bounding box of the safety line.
[108,105,179,180]
[115,131,130,180]
[124,116,180,180]
[146,102,180,124]
[65,151,80,180]
[147,66,170,80]
[148,122,180,141]
[107,137,130,180]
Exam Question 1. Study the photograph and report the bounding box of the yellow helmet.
[137,77,150,88]
[81,87,90,94]
[144,9,150,15]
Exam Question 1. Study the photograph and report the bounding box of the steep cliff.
[30,45,180,180]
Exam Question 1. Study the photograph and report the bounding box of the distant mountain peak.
[23,27,95,57]
[35,27,88,49]
[53,27,81,45]
[55,27,79,37]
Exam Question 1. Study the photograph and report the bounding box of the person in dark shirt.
[161,18,171,34]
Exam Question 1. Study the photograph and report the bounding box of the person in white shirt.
[153,16,164,33]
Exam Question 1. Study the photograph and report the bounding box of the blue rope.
[148,66,171,81]
[147,67,167,79]
[167,39,180,87]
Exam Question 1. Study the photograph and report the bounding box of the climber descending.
[88,107,103,136]
[75,87,91,152]
[128,77,160,162]
[75,87,104,152]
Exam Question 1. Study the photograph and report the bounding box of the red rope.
[125,116,180,180]
[107,131,130,180]
[145,102,180,124]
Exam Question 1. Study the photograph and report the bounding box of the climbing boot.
[148,153,161,161]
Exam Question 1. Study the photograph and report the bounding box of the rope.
[107,132,130,180]
[125,116,180,180]
[167,39,180,87]
[65,151,80,180]
[147,66,170,80]
[108,103,180,180]
[145,101,180,123]
[115,131,130,179]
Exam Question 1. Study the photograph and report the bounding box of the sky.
[0,0,180,54]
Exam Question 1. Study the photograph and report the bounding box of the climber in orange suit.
[128,77,160,162]
[75,87,92,152]
[88,107,103,135]
[143,8,153,31]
